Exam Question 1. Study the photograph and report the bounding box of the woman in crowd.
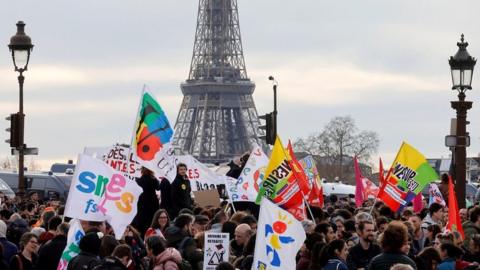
[414,247,441,270]
[146,235,182,270]
[145,209,171,239]
[319,239,349,270]
[9,233,39,270]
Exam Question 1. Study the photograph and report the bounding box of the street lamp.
[8,21,34,197]
[449,34,476,209]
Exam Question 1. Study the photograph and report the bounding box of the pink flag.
[353,156,365,207]
[413,192,423,213]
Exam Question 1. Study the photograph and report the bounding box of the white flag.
[224,144,269,202]
[57,219,85,270]
[64,154,143,239]
[429,183,446,207]
[84,145,142,181]
[176,155,225,191]
[252,199,306,270]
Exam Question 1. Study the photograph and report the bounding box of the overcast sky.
[1,1,480,173]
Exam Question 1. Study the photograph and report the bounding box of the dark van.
[0,171,70,200]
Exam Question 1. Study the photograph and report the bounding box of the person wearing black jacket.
[37,222,69,270]
[170,163,193,217]
[132,167,161,236]
[347,220,381,270]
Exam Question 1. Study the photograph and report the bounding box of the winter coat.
[9,253,37,270]
[67,251,101,270]
[323,258,349,270]
[368,252,417,270]
[164,226,189,249]
[93,256,127,270]
[170,175,192,217]
[438,258,455,270]
[36,234,67,270]
[0,237,18,263]
[153,248,182,270]
[462,221,480,248]
[346,242,381,270]
[132,174,161,236]
[159,179,174,218]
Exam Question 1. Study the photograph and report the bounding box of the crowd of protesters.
[1,158,480,270]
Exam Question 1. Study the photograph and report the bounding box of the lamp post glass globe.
[8,21,34,72]
[449,34,476,91]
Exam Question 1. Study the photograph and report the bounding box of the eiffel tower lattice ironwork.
[173,0,264,164]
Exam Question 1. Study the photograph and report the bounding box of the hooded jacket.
[153,248,182,270]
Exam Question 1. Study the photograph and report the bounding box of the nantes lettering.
[393,163,419,192]
[262,160,291,197]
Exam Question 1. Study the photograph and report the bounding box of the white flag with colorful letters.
[57,219,85,270]
[252,198,306,270]
[224,144,269,202]
[64,154,143,239]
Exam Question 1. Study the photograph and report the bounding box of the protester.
[421,203,444,231]
[132,167,161,236]
[414,247,441,270]
[9,233,38,270]
[164,214,194,249]
[67,232,103,270]
[437,243,462,270]
[315,222,336,243]
[0,220,18,264]
[347,220,381,270]
[146,235,183,270]
[146,209,171,239]
[319,239,349,270]
[36,222,69,270]
[95,244,133,270]
[368,221,417,270]
[170,163,193,217]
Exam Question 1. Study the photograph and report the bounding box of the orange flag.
[447,175,464,239]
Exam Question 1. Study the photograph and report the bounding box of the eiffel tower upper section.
[173,0,264,164]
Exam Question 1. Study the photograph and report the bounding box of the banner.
[429,183,446,207]
[299,156,323,207]
[203,233,230,270]
[256,136,304,220]
[377,142,438,212]
[64,154,143,238]
[176,155,225,192]
[57,219,85,270]
[253,199,306,270]
[132,91,176,182]
[84,145,142,181]
[224,144,268,202]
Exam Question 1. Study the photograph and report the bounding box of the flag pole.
[126,85,147,179]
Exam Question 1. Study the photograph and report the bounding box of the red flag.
[307,177,324,208]
[379,158,385,186]
[287,141,310,196]
[413,193,423,213]
[447,175,464,239]
[354,156,365,207]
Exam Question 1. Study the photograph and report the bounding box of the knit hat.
[79,232,103,255]
[0,220,6,238]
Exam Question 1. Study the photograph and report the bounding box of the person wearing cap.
[0,220,18,263]
[67,232,103,270]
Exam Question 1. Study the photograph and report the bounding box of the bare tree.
[294,116,379,181]
[27,158,41,172]
[0,157,15,170]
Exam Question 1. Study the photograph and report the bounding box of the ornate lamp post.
[449,34,476,209]
[8,21,34,197]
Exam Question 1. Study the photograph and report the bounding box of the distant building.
[427,157,480,183]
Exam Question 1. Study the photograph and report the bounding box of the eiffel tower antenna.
[173,0,264,164]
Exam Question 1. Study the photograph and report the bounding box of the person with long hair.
[319,239,349,270]
[368,221,417,270]
[146,209,171,239]
[132,167,161,236]
[9,233,38,270]
[414,247,441,270]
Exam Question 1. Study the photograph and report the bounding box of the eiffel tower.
[173,0,264,164]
